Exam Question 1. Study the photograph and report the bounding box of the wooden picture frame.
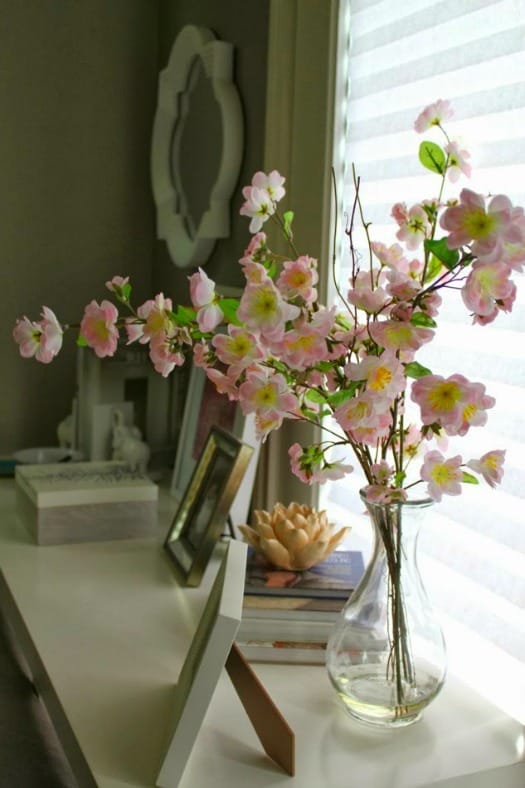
[164,427,253,586]
[171,363,260,528]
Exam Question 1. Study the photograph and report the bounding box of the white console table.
[0,479,522,788]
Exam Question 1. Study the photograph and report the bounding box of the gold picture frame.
[164,426,253,586]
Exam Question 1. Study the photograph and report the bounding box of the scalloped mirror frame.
[151,25,244,269]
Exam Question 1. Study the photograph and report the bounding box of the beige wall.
[152,0,270,299]
[1,0,270,456]
[1,0,158,454]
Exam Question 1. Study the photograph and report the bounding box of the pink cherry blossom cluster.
[13,100,521,503]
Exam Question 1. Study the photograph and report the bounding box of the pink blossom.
[393,203,431,250]
[385,269,421,300]
[276,256,318,305]
[189,267,215,307]
[348,271,389,313]
[251,170,286,202]
[255,411,285,442]
[440,189,520,260]
[445,141,471,182]
[240,186,276,233]
[421,292,442,317]
[288,443,353,485]
[411,373,488,434]
[370,461,394,484]
[362,485,407,504]
[12,316,40,358]
[368,319,434,353]
[467,450,505,488]
[141,294,173,342]
[206,367,241,400]
[277,325,328,370]
[334,391,392,445]
[80,300,119,358]
[449,380,495,436]
[105,275,130,295]
[462,261,516,321]
[371,242,408,271]
[192,341,212,368]
[414,99,454,133]
[499,207,525,271]
[212,325,265,371]
[148,332,185,377]
[124,300,155,344]
[237,280,300,340]
[420,450,463,501]
[276,309,336,370]
[238,368,298,419]
[346,352,406,399]
[239,231,267,266]
[13,307,63,363]
[241,261,270,285]
[188,268,223,332]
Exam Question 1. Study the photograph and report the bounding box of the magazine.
[243,549,365,599]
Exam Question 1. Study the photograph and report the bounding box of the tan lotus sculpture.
[238,502,350,571]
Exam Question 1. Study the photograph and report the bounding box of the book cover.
[15,461,158,508]
[243,549,365,599]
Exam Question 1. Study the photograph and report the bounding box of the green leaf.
[283,210,294,237]
[410,311,437,328]
[265,261,277,279]
[424,238,459,270]
[424,255,443,283]
[306,389,328,404]
[172,305,196,325]
[121,283,132,301]
[462,471,479,485]
[328,384,360,409]
[76,334,88,347]
[218,298,240,325]
[419,140,446,174]
[404,361,432,379]
[300,407,322,422]
[394,471,406,487]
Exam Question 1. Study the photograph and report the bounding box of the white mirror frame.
[151,25,244,268]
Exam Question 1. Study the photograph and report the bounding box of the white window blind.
[320,0,525,722]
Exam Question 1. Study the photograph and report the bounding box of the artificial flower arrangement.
[14,99,521,508]
[14,100,524,723]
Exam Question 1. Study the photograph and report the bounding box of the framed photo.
[157,538,247,788]
[171,363,260,527]
[164,427,254,586]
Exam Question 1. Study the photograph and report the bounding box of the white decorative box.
[15,461,158,545]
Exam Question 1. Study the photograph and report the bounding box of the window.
[320,0,525,722]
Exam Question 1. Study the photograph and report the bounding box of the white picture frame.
[156,538,247,788]
[171,364,260,528]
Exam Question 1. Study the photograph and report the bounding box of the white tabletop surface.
[0,479,523,788]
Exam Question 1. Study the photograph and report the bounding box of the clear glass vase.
[325,491,447,728]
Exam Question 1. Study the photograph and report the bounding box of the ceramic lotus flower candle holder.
[238,502,349,571]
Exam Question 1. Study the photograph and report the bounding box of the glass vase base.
[330,667,442,728]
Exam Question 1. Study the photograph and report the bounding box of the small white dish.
[14,447,84,465]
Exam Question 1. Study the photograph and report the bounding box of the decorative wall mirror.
[151,25,244,268]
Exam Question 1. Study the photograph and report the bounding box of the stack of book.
[236,548,365,664]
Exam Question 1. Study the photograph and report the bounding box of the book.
[243,594,345,620]
[237,615,335,644]
[244,549,365,599]
[236,639,327,665]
